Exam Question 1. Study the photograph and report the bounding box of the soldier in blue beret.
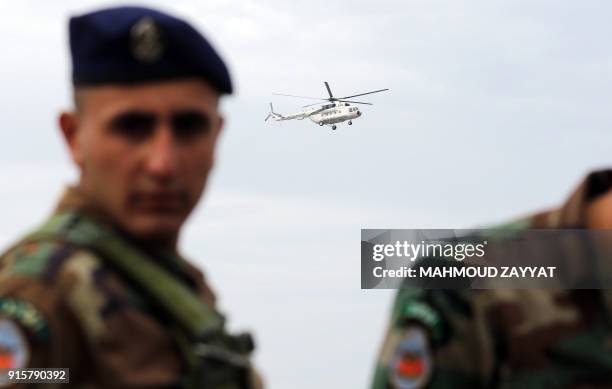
[0,6,263,388]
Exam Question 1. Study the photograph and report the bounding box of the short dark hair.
[73,87,85,111]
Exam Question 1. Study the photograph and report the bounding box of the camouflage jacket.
[0,187,260,388]
[371,170,612,389]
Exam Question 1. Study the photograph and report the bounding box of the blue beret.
[69,6,232,94]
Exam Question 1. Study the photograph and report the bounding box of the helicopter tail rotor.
[264,102,274,121]
[265,102,286,121]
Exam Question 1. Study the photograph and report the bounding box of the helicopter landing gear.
[331,125,337,130]
[348,121,352,125]
[319,122,324,126]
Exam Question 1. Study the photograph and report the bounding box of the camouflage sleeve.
[370,289,495,389]
[0,241,88,378]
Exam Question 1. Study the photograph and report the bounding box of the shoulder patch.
[389,326,433,389]
[0,319,30,369]
[399,302,444,344]
[0,298,49,341]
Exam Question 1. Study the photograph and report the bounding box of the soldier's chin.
[122,213,184,242]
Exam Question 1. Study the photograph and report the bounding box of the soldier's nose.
[145,126,179,179]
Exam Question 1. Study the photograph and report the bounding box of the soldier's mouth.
[129,192,188,212]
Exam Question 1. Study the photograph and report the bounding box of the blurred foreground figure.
[0,6,262,388]
[371,169,612,388]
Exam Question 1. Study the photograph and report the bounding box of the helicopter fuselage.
[308,102,361,126]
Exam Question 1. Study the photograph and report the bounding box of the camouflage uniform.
[371,170,612,389]
[0,187,261,388]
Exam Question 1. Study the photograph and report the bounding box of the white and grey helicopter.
[264,81,388,130]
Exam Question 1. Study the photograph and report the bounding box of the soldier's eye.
[109,111,156,141]
[171,111,210,140]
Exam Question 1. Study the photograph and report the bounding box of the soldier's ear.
[212,114,224,153]
[207,114,224,167]
[59,111,84,168]
[216,114,224,138]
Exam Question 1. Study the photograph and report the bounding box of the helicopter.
[265,81,388,130]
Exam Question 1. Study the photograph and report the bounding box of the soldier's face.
[61,79,223,244]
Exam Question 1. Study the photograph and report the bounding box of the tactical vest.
[24,210,257,389]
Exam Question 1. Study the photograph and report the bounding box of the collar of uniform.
[548,169,612,228]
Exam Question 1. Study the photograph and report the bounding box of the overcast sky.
[1,1,612,388]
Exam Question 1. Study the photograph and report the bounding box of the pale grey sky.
[1,1,611,388]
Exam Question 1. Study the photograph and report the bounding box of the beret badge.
[130,16,165,63]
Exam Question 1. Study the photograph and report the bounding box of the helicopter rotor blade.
[272,93,327,100]
[324,81,334,98]
[302,102,326,108]
[338,100,373,105]
[338,88,389,99]
[264,113,271,121]
[303,99,373,107]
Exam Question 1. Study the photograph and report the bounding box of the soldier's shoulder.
[0,237,104,282]
[0,238,107,373]
[0,236,134,341]
[481,208,561,233]
[0,236,116,322]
